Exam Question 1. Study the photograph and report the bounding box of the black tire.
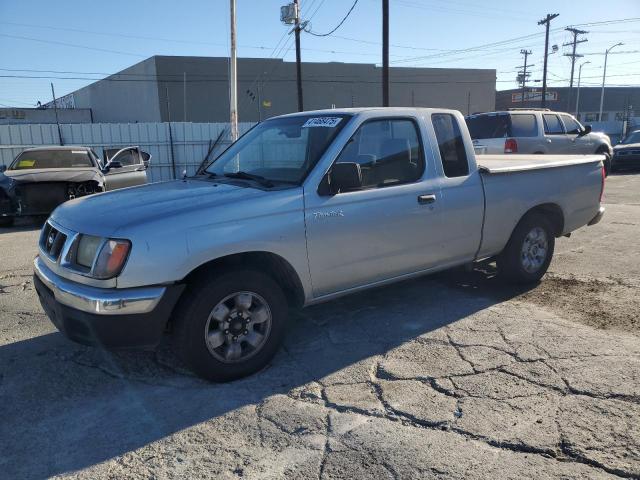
[0,216,14,228]
[597,148,611,177]
[497,213,555,284]
[603,154,611,177]
[173,269,288,382]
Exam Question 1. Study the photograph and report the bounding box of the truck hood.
[3,167,102,185]
[613,142,640,151]
[51,179,274,237]
[590,131,611,144]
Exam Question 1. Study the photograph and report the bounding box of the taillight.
[600,165,605,202]
[504,138,518,153]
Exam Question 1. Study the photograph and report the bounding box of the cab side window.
[560,114,582,135]
[335,119,425,189]
[543,114,565,135]
[432,113,469,178]
[114,149,140,167]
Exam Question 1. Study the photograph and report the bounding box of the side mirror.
[328,162,362,193]
[579,124,592,137]
[0,165,6,173]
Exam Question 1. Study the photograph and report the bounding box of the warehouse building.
[0,107,92,125]
[496,86,639,123]
[56,55,496,123]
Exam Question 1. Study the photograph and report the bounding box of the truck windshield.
[10,150,93,170]
[206,114,351,184]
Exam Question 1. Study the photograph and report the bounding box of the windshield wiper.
[224,171,274,188]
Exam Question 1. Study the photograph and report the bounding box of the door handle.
[418,194,436,205]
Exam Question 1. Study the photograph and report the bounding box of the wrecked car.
[0,146,150,227]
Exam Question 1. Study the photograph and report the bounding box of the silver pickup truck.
[32,108,606,381]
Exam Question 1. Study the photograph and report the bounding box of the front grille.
[40,223,67,261]
[618,150,640,156]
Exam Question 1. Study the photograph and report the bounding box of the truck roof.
[468,110,566,117]
[275,107,462,118]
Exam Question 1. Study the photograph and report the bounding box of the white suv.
[466,110,613,173]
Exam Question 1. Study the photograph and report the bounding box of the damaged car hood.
[2,167,103,185]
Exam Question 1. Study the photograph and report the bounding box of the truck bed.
[477,154,604,174]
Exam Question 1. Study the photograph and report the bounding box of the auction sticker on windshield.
[302,117,342,128]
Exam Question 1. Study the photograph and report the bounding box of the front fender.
[115,203,313,302]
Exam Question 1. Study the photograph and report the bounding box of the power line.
[306,0,359,36]
[0,73,525,84]
[390,30,550,65]
[572,17,640,27]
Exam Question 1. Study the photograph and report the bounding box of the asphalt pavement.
[0,173,639,479]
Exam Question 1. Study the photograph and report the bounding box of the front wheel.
[497,213,555,284]
[173,269,288,382]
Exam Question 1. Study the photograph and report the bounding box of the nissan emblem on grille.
[47,232,56,250]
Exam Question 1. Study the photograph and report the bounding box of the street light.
[599,42,623,121]
[575,61,591,118]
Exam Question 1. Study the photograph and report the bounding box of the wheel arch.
[182,251,306,309]
[517,203,565,238]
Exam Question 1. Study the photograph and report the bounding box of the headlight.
[76,234,103,268]
[92,239,131,279]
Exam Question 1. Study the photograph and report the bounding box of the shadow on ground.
[0,267,535,478]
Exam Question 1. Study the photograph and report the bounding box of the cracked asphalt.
[1,173,639,479]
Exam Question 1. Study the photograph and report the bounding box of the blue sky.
[0,0,638,108]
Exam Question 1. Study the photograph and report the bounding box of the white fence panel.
[0,122,255,183]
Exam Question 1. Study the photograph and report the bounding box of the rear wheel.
[497,213,555,284]
[173,269,288,382]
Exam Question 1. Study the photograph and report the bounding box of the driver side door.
[102,147,148,191]
[304,117,445,297]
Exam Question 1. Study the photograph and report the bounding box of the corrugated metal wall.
[0,122,255,182]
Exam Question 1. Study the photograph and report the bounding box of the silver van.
[466,110,613,173]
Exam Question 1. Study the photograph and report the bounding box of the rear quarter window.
[432,113,469,178]
[465,114,509,140]
[509,114,538,137]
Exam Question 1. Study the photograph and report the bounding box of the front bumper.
[33,256,184,348]
[612,152,640,169]
[588,206,605,226]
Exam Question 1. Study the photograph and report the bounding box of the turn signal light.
[93,239,131,279]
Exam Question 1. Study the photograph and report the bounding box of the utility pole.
[229,0,239,141]
[382,0,389,107]
[294,0,304,111]
[166,86,177,179]
[183,72,187,122]
[575,60,590,118]
[538,13,559,108]
[599,42,623,121]
[563,27,588,112]
[50,83,63,146]
[517,49,532,105]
